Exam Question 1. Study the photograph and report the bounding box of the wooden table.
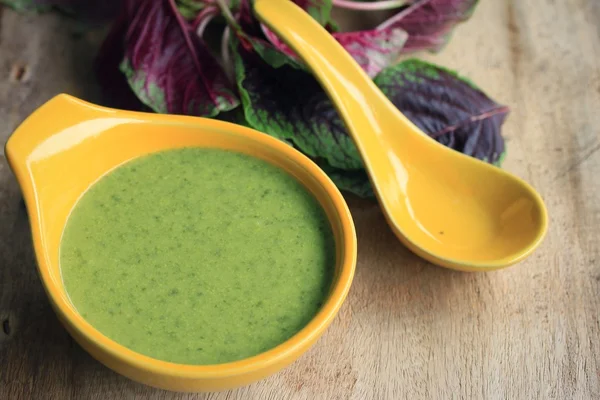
[1,1,599,398]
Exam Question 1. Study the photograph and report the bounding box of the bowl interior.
[24,115,354,370]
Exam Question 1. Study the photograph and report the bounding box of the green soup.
[60,148,335,365]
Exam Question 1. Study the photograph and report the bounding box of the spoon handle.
[253,0,423,164]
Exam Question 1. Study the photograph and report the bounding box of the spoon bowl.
[254,0,548,271]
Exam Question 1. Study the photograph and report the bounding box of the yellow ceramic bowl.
[4,94,357,392]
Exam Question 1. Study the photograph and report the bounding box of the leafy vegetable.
[6,0,508,197]
[293,0,334,26]
[231,0,307,70]
[256,0,410,77]
[105,0,239,117]
[260,0,479,73]
[374,59,508,165]
[376,0,480,53]
[235,43,364,171]
[235,45,507,195]
[317,161,373,198]
[261,24,409,78]
[234,0,408,77]
[176,0,208,20]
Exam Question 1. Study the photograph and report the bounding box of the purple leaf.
[377,0,479,53]
[237,0,405,77]
[328,28,407,77]
[104,0,238,117]
[258,0,478,75]
[235,44,507,196]
[259,10,408,77]
[374,59,508,164]
[261,25,409,77]
[230,0,306,69]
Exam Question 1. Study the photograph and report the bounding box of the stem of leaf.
[221,26,234,83]
[214,0,239,29]
[194,7,219,37]
[332,0,408,11]
[212,0,238,84]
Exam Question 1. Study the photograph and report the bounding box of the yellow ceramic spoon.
[253,0,548,271]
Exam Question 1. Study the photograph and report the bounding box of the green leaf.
[316,161,374,198]
[234,45,363,171]
[218,107,253,128]
[247,39,305,70]
[297,0,333,26]
[176,0,206,20]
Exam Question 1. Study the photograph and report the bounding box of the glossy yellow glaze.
[254,0,548,271]
[4,94,357,392]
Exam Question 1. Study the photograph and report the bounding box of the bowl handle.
[4,94,113,176]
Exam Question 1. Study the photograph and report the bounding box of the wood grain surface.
[1,0,599,399]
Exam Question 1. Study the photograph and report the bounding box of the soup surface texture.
[60,148,335,365]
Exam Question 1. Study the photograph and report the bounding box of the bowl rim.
[11,98,358,379]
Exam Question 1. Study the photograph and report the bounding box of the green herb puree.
[60,148,335,365]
